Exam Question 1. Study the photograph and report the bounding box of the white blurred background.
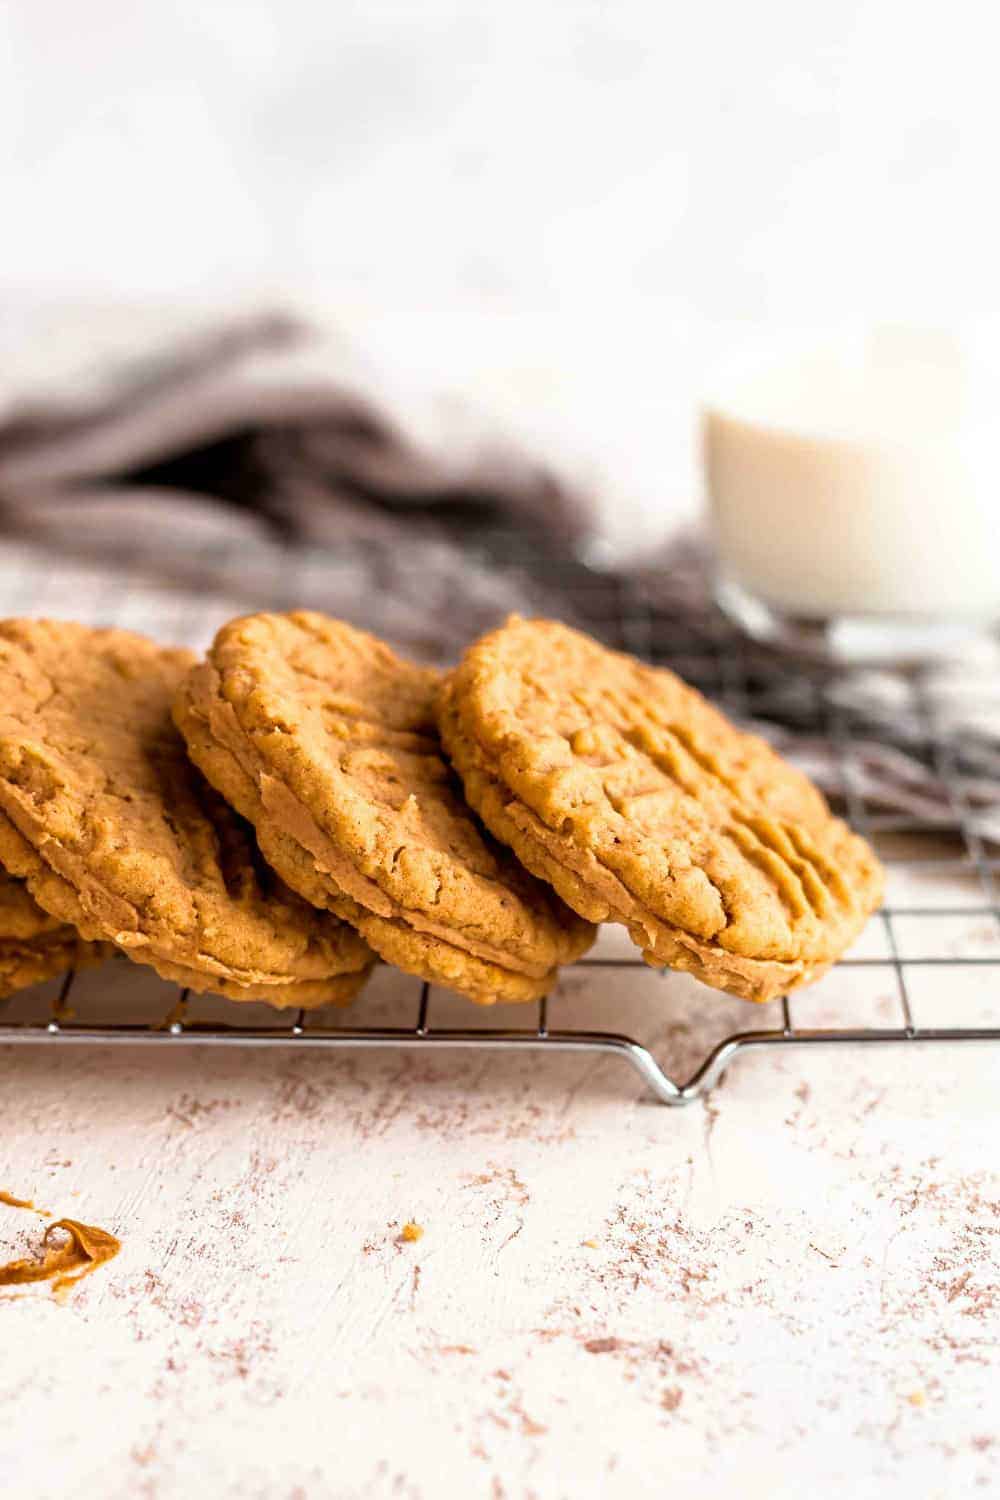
[1,0,996,547]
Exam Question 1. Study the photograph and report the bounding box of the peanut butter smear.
[0,1210,120,1296]
[0,1190,47,1215]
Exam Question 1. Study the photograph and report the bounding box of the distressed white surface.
[2,922,999,1500]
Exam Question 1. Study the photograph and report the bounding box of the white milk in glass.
[703,330,999,654]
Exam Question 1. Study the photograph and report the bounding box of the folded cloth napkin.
[1,309,998,847]
[0,309,595,558]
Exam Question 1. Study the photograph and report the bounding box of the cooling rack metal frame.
[2,551,999,1103]
[5,964,999,1107]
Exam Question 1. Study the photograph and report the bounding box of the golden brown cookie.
[438,617,884,1003]
[173,612,594,1004]
[0,930,106,1001]
[0,862,64,942]
[0,865,109,999]
[0,620,373,1010]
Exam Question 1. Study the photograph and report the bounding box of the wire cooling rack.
[1,538,999,1103]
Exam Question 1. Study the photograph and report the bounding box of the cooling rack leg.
[535,1034,687,1105]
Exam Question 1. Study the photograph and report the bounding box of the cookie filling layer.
[185,667,565,981]
[0,805,366,993]
[150,954,369,1009]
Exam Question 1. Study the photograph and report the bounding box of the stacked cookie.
[439,617,884,1003]
[0,866,109,1000]
[0,621,373,1009]
[0,611,883,1010]
[173,613,594,1004]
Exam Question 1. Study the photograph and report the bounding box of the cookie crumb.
[907,1390,926,1407]
[400,1222,424,1243]
[582,1238,598,1249]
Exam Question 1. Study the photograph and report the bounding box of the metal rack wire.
[2,542,999,1103]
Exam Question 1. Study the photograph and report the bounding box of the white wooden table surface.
[2,920,998,1500]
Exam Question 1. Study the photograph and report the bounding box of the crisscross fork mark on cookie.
[437,617,884,1003]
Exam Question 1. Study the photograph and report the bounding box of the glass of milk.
[702,328,999,661]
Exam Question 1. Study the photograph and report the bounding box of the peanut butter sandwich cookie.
[0,864,110,999]
[0,620,373,1009]
[173,612,594,1004]
[438,617,884,1003]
